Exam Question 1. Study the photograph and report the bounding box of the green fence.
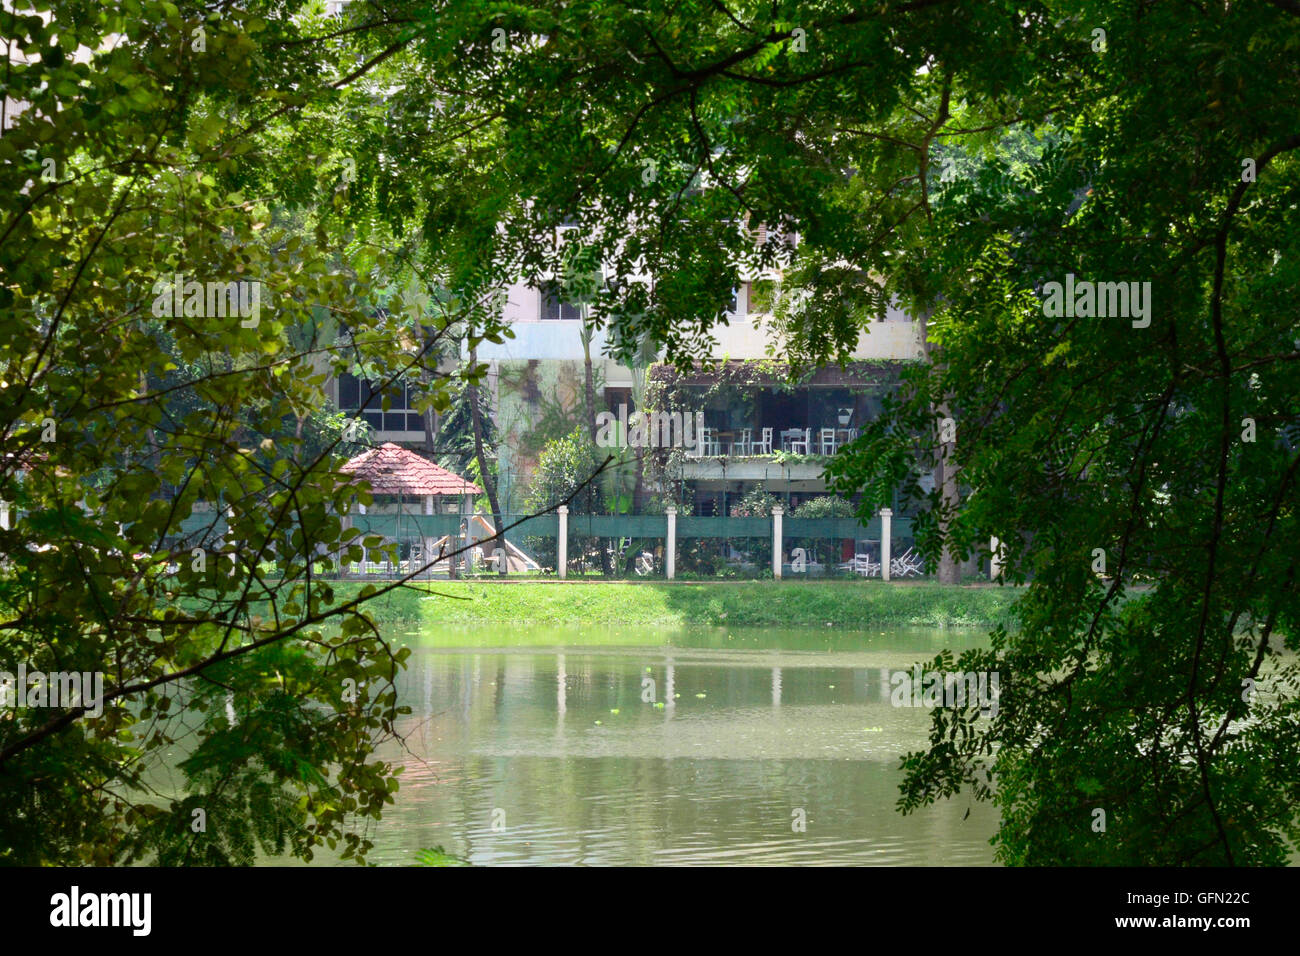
[171,508,918,580]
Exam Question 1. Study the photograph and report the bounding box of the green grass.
[341,579,1021,629]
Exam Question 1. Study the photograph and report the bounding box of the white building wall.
[475,279,922,366]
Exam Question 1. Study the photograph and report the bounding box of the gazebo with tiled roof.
[338,443,540,576]
[340,442,482,511]
[340,443,508,577]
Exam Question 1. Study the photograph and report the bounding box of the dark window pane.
[339,373,360,409]
[541,281,584,320]
[540,282,562,320]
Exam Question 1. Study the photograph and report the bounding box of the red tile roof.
[341,443,482,497]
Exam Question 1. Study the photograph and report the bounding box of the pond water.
[308,624,1001,866]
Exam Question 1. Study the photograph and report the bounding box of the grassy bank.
[341,580,1020,629]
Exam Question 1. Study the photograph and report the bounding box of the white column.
[880,508,893,582]
[422,495,435,578]
[463,516,473,575]
[990,536,1003,580]
[772,667,782,707]
[0,500,9,530]
[557,505,568,579]
[772,505,784,579]
[665,506,677,580]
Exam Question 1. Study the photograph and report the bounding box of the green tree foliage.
[524,427,603,573]
[276,0,1300,863]
[434,369,498,476]
[525,428,602,515]
[0,0,471,864]
[5,0,1299,866]
[790,495,855,520]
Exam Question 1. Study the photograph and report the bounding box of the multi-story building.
[328,268,926,519]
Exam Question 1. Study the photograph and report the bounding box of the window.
[604,387,632,413]
[337,373,360,410]
[338,373,423,432]
[539,281,582,321]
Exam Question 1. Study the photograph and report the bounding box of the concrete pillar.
[557,505,568,579]
[353,500,364,576]
[497,516,508,576]
[461,493,472,578]
[990,536,1003,580]
[665,506,677,580]
[422,495,435,579]
[772,505,784,579]
[880,508,893,582]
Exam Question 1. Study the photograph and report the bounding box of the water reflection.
[306,625,1001,866]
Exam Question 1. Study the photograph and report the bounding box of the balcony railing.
[688,426,859,457]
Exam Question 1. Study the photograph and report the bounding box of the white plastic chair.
[820,427,838,455]
[752,427,773,455]
[890,548,925,578]
[852,554,880,577]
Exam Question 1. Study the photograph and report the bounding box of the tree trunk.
[935,433,961,584]
[584,349,597,446]
[468,347,507,575]
[632,452,645,515]
[424,406,437,455]
[423,367,437,455]
[581,324,613,576]
[919,307,961,584]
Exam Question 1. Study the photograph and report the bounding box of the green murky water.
[328,624,1000,865]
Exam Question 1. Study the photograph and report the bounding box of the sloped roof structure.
[340,443,482,497]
